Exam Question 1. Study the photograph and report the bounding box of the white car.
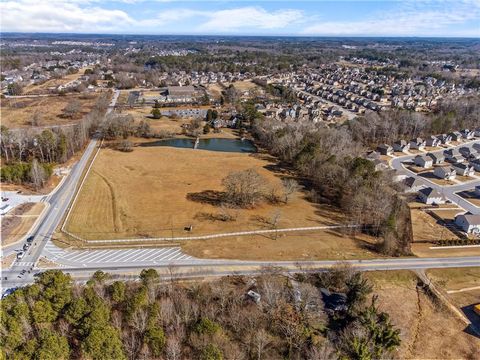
[16,251,25,260]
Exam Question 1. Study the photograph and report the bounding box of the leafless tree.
[282,178,300,203]
[63,99,82,119]
[29,158,46,190]
[222,168,267,207]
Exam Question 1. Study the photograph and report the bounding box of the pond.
[139,138,257,153]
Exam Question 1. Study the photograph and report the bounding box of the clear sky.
[1,0,479,37]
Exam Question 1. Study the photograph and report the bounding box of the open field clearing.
[427,267,480,291]
[122,107,190,133]
[368,271,480,359]
[64,145,377,259]
[1,203,45,247]
[232,80,260,92]
[410,208,461,242]
[0,93,101,129]
[23,68,88,94]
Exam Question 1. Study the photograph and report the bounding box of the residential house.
[393,140,410,153]
[377,144,393,156]
[449,131,462,142]
[454,214,480,234]
[410,138,426,150]
[470,159,480,172]
[418,187,445,205]
[460,129,475,140]
[433,166,456,180]
[372,159,389,171]
[444,148,463,162]
[414,154,433,168]
[426,152,444,164]
[425,135,441,147]
[452,163,474,177]
[403,177,425,193]
[438,134,452,145]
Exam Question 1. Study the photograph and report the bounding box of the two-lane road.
[3,90,120,284]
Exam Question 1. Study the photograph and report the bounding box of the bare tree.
[222,168,267,207]
[31,111,42,127]
[63,99,82,119]
[165,336,182,360]
[282,178,300,203]
[29,159,46,190]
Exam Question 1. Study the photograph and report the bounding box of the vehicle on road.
[26,236,34,243]
[23,243,30,251]
[16,251,25,260]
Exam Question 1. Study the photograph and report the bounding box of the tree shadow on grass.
[186,190,226,206]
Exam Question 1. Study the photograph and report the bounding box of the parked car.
[26,236,34,243]
[16,251,25,260]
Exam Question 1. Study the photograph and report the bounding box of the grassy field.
[0,93,101,129]
[1,203,45,247]
[64,145,378,259]
[427,267,480,291]
[369,271,480,359]
[122,107,190,134]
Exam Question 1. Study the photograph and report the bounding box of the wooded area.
[0,266,400,360]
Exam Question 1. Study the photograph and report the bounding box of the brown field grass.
[1,203,45,247]
[370,271,480,359]
[410,208,460,242]
[1,253,16,269]
[64,145,378,259]
[412,242,480,257]
[122,107,190,134]
[427,267,480,291]
[0,93,101,129]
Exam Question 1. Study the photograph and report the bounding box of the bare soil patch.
[410,208,461,243]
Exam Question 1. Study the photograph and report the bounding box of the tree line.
[0,266,401,360]
[251,118,411,256]
[0,93,111,187]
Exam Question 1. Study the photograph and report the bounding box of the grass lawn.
[64,144,378,259]
[0,93,102,129]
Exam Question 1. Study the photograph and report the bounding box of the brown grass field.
[64,145,378,259]
[367,271,480,359]
[1,203,45,247]
[410,208,461,242]
[0,93,101,129]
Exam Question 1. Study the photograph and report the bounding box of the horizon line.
[1,31,479,40]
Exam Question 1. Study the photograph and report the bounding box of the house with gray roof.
[418,187,445,205]
[455,213,480,234]
[433,166,456,180]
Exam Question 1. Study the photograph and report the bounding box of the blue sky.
[1,1,479,37]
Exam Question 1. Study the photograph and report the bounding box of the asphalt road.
[2,255,480,289]
[2,90,120,286]
[390,141,480,215]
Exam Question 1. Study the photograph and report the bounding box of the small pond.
[139,138,257,153]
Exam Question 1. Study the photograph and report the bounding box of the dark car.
[26,236,34,243]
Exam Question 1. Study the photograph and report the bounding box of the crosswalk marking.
[41,241,195,266]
